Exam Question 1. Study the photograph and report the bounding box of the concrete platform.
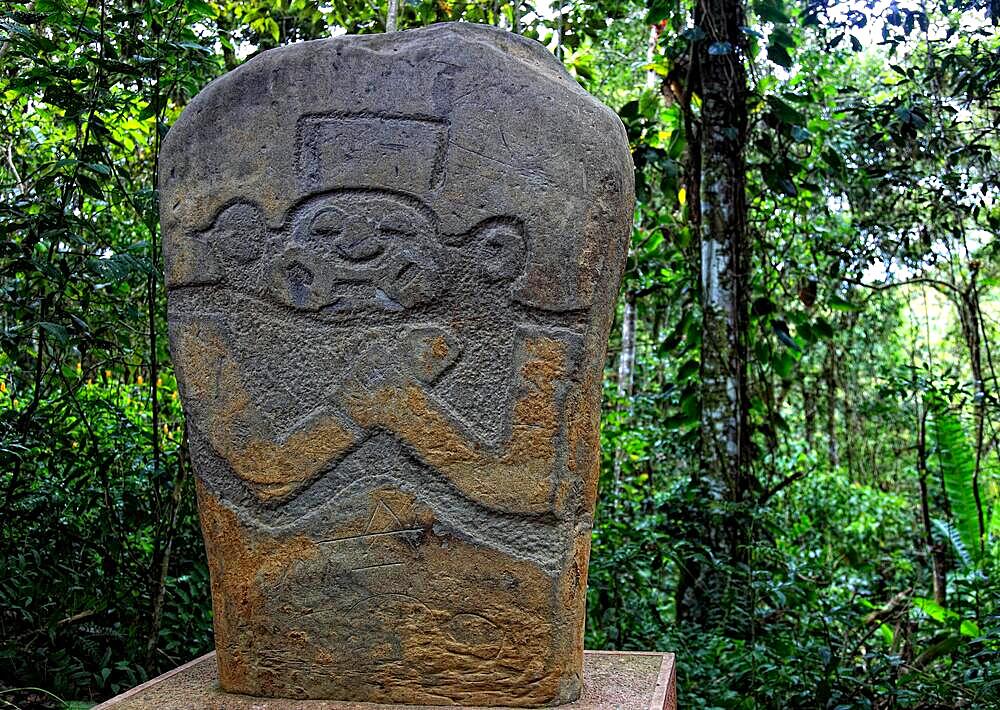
[94,651,676,710]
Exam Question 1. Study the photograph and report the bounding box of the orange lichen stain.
[233,418,356,489]
[197,479,587,705]
[430,334,450,359]
[374,525,576,706]
[345,336,567,514]
[410,332,455,381]
[195,480,320,692]
[175,321,357,500]
[558,372,602,517]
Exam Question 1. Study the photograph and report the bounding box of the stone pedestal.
[93,651,676,710]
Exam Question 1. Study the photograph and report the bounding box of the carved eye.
[378,212,419,240]
[308,208,344,237]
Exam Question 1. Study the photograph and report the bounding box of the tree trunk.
[842,381,857,479]
[958,268,987,555]
[676,0,753,628]
[145,453,189,666]
[802,376,816,448]
[613,291,638,491]
[386,0,399,32]
[824,344,839,469]
[916,400,947,606]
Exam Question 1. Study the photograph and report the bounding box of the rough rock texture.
[93,652,677,710]
[161,22,633,707]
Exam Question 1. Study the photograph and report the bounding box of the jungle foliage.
[1,0,999,707]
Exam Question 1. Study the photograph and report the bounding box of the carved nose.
[285,260,315,308]
[334,217,383,261]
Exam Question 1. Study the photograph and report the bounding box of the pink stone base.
[94,650,676,710]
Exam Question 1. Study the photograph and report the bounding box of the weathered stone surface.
[161,22,633,707]
[93,651,677,710]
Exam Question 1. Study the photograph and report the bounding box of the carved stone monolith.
[161,22,633,707]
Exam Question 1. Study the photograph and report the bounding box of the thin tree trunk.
[916,401,947,606]
[145,35,164,667]
[645,25,659,89]
[386,0,399,32]
[697,0,752,501]
[825,345,839,469]
[145,448,190,665]
[802,376,816,449]
[613,291,637,490]
[216,12,240,71]
[677,0,753,628]
[842,385,856,479]
[670,22,705,626]
[958,268,987,554]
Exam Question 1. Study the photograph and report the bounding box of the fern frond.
[932,517,972,569]
[929,407,982,562]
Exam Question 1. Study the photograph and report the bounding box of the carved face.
[267,192,446,313]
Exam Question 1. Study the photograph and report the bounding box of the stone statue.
[161,22,633,707]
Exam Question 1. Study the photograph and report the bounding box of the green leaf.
[175,41,213,54]
[791,126,811,142]
[796,321,816,344]
[829,294,861,312]
[766,95,806,125]
[38,321,69,344]
[912,596,952,624]
[618,99,639,121]
[752,297,777,317]
[84,162,111,176]
[680,389,700,419]
[646,0,670,25]
[761,163,798,197]
[754,0,788,24]
[877,623,894,645]
[77,173,104,199]
[768,43,793,69]
[185,0,215,19]
[813,318,835,339]
[770,26,795,49]
[773,350,795,379]
[932,518,972,569]
[960,620,981,637]
[676,359,699,382]
[264,16,280,44]
[822,148,844,171]
[912,597,980,637]
[638,89,659,120]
